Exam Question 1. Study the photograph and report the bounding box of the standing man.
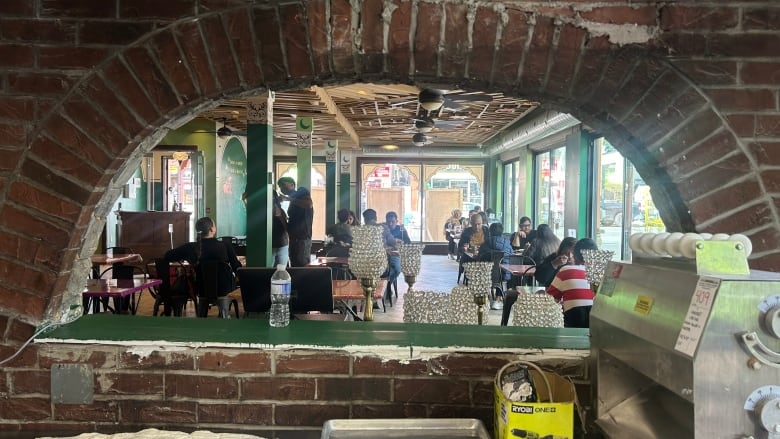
[277,177,313,267]
[383,211,411,303]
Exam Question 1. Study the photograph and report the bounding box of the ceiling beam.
[311,85,361,148]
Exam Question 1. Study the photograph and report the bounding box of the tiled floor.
[128,254,508,325]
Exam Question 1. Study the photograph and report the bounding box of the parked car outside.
[600,200,639,226]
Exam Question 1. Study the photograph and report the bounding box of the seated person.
[458,212,488,261]
[164,216,242,297]
[478,222,513,274]
[325,208,353,249]
[444,209,464,260]
[510,216,536,251]
[524,224,560,266]
[546,238,598,328]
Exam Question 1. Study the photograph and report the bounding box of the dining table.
[83,278,161,315]
[332,278,387,317]
[500,263,536,286]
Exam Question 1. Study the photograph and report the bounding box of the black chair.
[93,264,148,314]
[151,259,190,317]
[236,267,334,318]
[196,260,239,318]
[489,251,507,303]
[325,246,354,280]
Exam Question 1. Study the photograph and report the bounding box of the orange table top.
[90,253,143,265]
[332,279,388,300]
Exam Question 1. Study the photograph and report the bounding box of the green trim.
[326,161,336,225]
[577,134,591,235]
[41,315,590,350]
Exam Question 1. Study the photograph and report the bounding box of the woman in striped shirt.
[546,238,598,328]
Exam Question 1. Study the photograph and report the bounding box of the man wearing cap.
[277,177,314,267]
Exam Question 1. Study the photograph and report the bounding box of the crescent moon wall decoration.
[325,140,338,162]
[296,116,314,133]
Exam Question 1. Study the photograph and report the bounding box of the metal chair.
[94,264,148,314]
[196,260,239,318]
[151,259,190,317]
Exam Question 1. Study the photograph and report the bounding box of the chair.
[489,251,507,303]
[196,260,239,318]
[236,267,334,318]
[325,246,353,280]
[507,255,536,288]
[151,259,190,317]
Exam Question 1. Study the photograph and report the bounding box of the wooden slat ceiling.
[196,83,539,149]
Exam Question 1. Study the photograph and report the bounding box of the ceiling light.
[381,144,399,150]
[415,118,435,133]
[412,133,429,147]
[418,88,444,112]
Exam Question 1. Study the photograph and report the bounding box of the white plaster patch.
[578,21,659,45]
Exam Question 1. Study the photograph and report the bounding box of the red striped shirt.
[546,265,594,310]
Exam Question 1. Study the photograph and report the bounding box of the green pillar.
[339,150,352,212]
[295,117,313,190]
[245,93,274,267]
[325,140,338,224]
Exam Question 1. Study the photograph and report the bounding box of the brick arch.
[2,2,777,328]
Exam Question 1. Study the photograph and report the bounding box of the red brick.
[41,0,116,18]
[202,15,242,91]
[38,346,117,369]
[279,3,312,80]
[359,0,384,74]
[581,6,657,26]
[672,60,737,86]
[54,401,117,422]
[472,380,495,405]
[317,377,391,401]
[11,370,50,395]
[165,374,238,399]
[387,0,412,78]
[623,71,694,142]
[118,400,196,424]
[0,18,76,43]
[674,153,753,202]
[6,319,35,344]
[749,141,780,166]
[8,182,81,223]
[661,6,738,30]
[81,75,144,136]
[744,227,780,260]
[79,21,153,45]
[307,0,331,78]
[659,33,707,57]
[0,205,70,249]
[570,35,611,103]
[0,398,50,420]
[275,403,349,426]
[198,403,272,424]
[0,369,7,393]
[0,0,34,16]
[7,73,75,96]
[665,130,740,177]
[726,114,755,138]
[62,99,129,160]
[30,136,103,185]
[21,152,96,204]
[494,8,531,85]
[394,378,471,403]
[276,352,350,374]
[0,121,26,147]
[118,350,194,370]
[0,97,34,120]
[434,355,513,376]
[610,58,667,122]
[94,372,163,396]
[586,47,639,112]
[757,115,780,138]
[440,2,469,79]
[250,7,286,83]
[123,47,181,114]
[353,357,429,375]
[743,7,780,31]
[175,20,221,96]
[103,59,160,123]
[469,7,500,82]
[119,0,194,20]
[709,34,780,58]
[706,88,775,112]
[413,1,443,78]
[520,16,555,90]
[0,342,38,367]
[0,257,57,295]
[329,0,355,75]
[43,113,113,169]
[222,10,263,88]
[0,44,34,68]
[705,201,774,238]
[652,109,723,159]
[752,251,780,272]
[241,377,315,400]
[198,351,271,373]
[353,403,427,419]
[688,178,762,225]
[430,404,494,427]
[546,24,586,95]
[147,30,200,104]
[742,62,780,85]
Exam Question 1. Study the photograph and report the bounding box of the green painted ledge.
[37,315,590,351]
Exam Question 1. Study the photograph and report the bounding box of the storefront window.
[534,147,566,237]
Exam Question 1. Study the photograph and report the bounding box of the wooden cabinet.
[118,211,191,261]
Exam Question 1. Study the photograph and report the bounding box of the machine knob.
[756,397,780,433]
[765,305,780,339]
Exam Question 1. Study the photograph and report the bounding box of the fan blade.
[444,92,494,102]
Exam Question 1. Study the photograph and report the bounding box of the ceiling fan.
[200,118,246,138]
[418,88,493,113]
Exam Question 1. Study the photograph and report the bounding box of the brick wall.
[0,342,586,434]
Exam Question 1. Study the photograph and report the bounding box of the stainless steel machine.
[591,238,780,438]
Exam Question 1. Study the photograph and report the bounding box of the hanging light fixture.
[412,133,429,147]
[414,117,435,133]
[418,88,444,112]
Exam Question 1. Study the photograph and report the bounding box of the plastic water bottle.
[269,264,291,327]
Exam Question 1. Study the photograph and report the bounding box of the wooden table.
[90,253,143,266]
[83,278,161,314]
[332,278,388,317]
[500,263,536,287]
[309,256,349,266]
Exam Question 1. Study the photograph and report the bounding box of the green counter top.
[37,315,590,351]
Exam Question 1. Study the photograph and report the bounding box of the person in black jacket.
[164,216,242,297]
[278,176,314,267]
